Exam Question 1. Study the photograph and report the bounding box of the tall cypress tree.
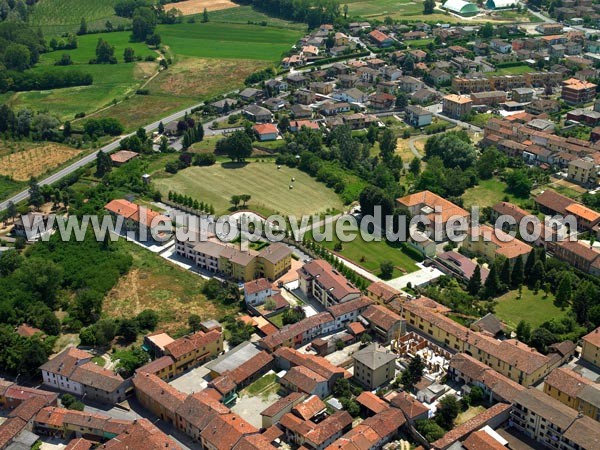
[511,256,524,289]
[500,258,511,288]
[524,250,537,283]
[468,265,482,296]
[484,262,501,299]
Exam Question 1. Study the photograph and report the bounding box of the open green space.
[492,287,565,330]
[345,0,424,19]
[405,38,435,48]
[307,226,421,277]
[153,160,344,216]
[0,177,25,203]
[207,5,307,30]
[488,64,532,76]
[29,0,129,36]
[462,178,525,210]
[156,22,302,61]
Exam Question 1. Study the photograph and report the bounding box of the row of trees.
[167,190,215,214]
[239,0,341,28]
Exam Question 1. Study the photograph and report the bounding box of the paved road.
[0,102,207,212]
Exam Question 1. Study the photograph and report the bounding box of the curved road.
[0,102,206,212]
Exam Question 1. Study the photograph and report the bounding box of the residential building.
[511,388,600,450]
[163,330,223,376]
[243,278,274,307]
[366,282,402,304]
[554,240,600,275]
[104,199,168,240]
[470,91,507,106]
[110,150,139,167]
[297,259,361,307]
[568,157,598,187]
[253,123,278,142]
[368,30,394,47]
[132,373,186,425]
[561,77,597,104]
[582,326,600,367]
[512,87,534,103]
[259,312,335,352]
[360,304,405,344]
[242,105,273,123]
[200,413,258,450]
[352,344,396,389]
[442,94,472,119]
[260,392,306,428]
[404,105,433,128]
[543,367,600,421]
[462,224,533,263]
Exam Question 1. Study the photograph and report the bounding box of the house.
[286,73,309,87]
[290,104,313,119]
[210,98,237,113]
[554,240,600,276]
[470,91,507,106]
[260,392,306,428]
[543,366,600,421]
[352,344,396,389]
[429,68,452,86]
[243,278,274,307]
[355,391,389,416]
[360,304,405,343]
[297,259,361,307]
[490,39,512,53]
[404,105,432,127]
[265,79,288,95]
[281,54,305,68]
[289,120,320,132]
[582,326,600,368]
[163,330,223,376]
[280,410,352,449]
[369,92,396,110]
[262,97,287,112]
[398,76,424,93]
[200,413,258,450]
[242,105,273,123]
[326,408,406,449]
[319,102,351,116]
[12,212,53,242]
[309,82,334,95]
[396,190,470,242]
[568,158,598,187]
[253,123,279,142]
[357,67,379,83]
[388,391,429,422]
[366,281,402,304]
[462,224,533,263]
[512,87,534,103]
[41,348,129,405]
[412,88,439,104]
[110,150,138,167]
[368,30,394,47]
[296,89,316,105]
[239,88,262,101]
[333,88,368,103]
[380,65,403,81]
[536,23,563,35]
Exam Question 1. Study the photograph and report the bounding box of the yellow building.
[543,367,600,421]
[582,327,600,367]
[219,247,258,282]
[463,225,533,263]
[257,243,293,280]
[395,299,563,386]
[164,330,223,376]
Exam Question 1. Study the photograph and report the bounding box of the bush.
[193,153,216,166]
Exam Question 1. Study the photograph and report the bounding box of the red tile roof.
[355,392,389,414]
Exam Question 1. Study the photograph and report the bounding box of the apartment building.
[163,330,223,376]
[561,77,598,104]
[582,326,600,368]
[511,388,600,450]
[568,157,598,187]
[297,259,361,307]
[543,367,600,421]
[462,224,533,263]
[104,199,168,240]
[442,94,473,119]
[352,344,396,390]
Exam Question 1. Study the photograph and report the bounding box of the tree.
[423,0,435,14]
[480,22,494,38]
[4,43,31,72]
[530,260,545,287]
[499,257,511,288]
[95,38,115,63]
[409,157,421,176]
[264,298,277,311]
[240,194,251,207]
[572,281,598,324]
[6,201,17,224]
[483,262,501,298]
[511,256,524,289]
[379,128,396,161]
[401,354,425,391]
[516,320,531,343]
[436,395,459,429]
[506,169,532,198]
[158,121,165,134]
[132,7,157,42]
[78,17,87,35]
[555,276,572,308]
[216,131,253,162]
[96,151,112,177]
[476,146,504,179]
[395,92,408,110]
[115,347,150,377]
[230,195,241,210]
[55,54,73,66]
[467,265,482,296]
[202,7,209,22]
[283,306,306,325]
[106,20,113,31]
[118,319,139,342]
[28,179,44,209]
[469,386,484,405]
[524,250,537,282]
[416,420,445,442]
[380,261,394,279]
[123,47,135,63]
[530,327,558,354]
[188,314,202,331]
[136,310,158,331]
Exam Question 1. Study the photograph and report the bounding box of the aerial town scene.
[3,0,600,449]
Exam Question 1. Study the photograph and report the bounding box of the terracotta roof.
[347,322,366,336]
[462,430,506,450]
[327,296,373,318]
[40,347,91,377]
[298,259,360,303]
[366,282,401,303]
[65,438,93,450]
[200,413,258,450]
[260,392,305,418]
[565,203,600,223]
[469,225,532,260]
[15,323,43,337]
[583,326,600,348]
[104,199,138,219]
[136,355,175,376]
[110,150,139,164]
[262,425,284,442]
[535,189,573,215]
[545,367,591,399]
[260,311,334,351]
[226,350,273,386]
[232,434,277,450]
[355,392,389,414]
[9,396,49,422]
[132,373,186,414]
[258,242,293,265]
[557,240,600,263]
[244,278,272,296]
[361,304,402,333]
[100,418,181,450]
[175,390,229,432]
[164,329,221,360]
[397,190,469,223]
[253,123,278,135]
[292,395,327,420]
[369,30,391,43]
[274,347,349,381]
[145,332,175,351]
[388,391,429,420]
[282,366,326,394]
[431,403,511,449]
[360,408,405,440]
[305,411,353,446]
[34,407,67,428]
[4,385,57,405]
[70,361,125,393]
[0,417,27,449]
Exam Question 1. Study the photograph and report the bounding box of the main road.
[0,102,206,212]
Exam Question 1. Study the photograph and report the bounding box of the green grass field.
[307,226,422,277]
[462,178,523,210]
[153,161,344,216]
[208,5,307,30]
[345,0,424,19]
[30,0,129,35]
[488,64,532,76]
[493,287,566,330]
[157,22,302,61]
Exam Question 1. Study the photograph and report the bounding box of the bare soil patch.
[0,142,81,181]
[164,0,238,16]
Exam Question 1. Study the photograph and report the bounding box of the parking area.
[231,389,282,429]
[169,366,211,394]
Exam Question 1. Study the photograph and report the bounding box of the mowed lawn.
[29,0,129,35]
[153,161,344,216]
[493,287,566,330]
[157,22,302,60]
[307,226,422,277]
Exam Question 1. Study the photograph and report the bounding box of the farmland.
[164,0,238,16]
[345,0,424,20]
[152,160,344,216]
[0,142,82,181]
[156,22,302,61]
[29,0,128,35]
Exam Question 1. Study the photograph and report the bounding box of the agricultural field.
[165,0,238,16]
[156,22,302,61]
[207,5,307,30]
[104,241,240,335]
[0,142,82,181]
[152,160,344,216]
[345,0,424,20]
[29,0,128,35]
[492,287,566,330]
